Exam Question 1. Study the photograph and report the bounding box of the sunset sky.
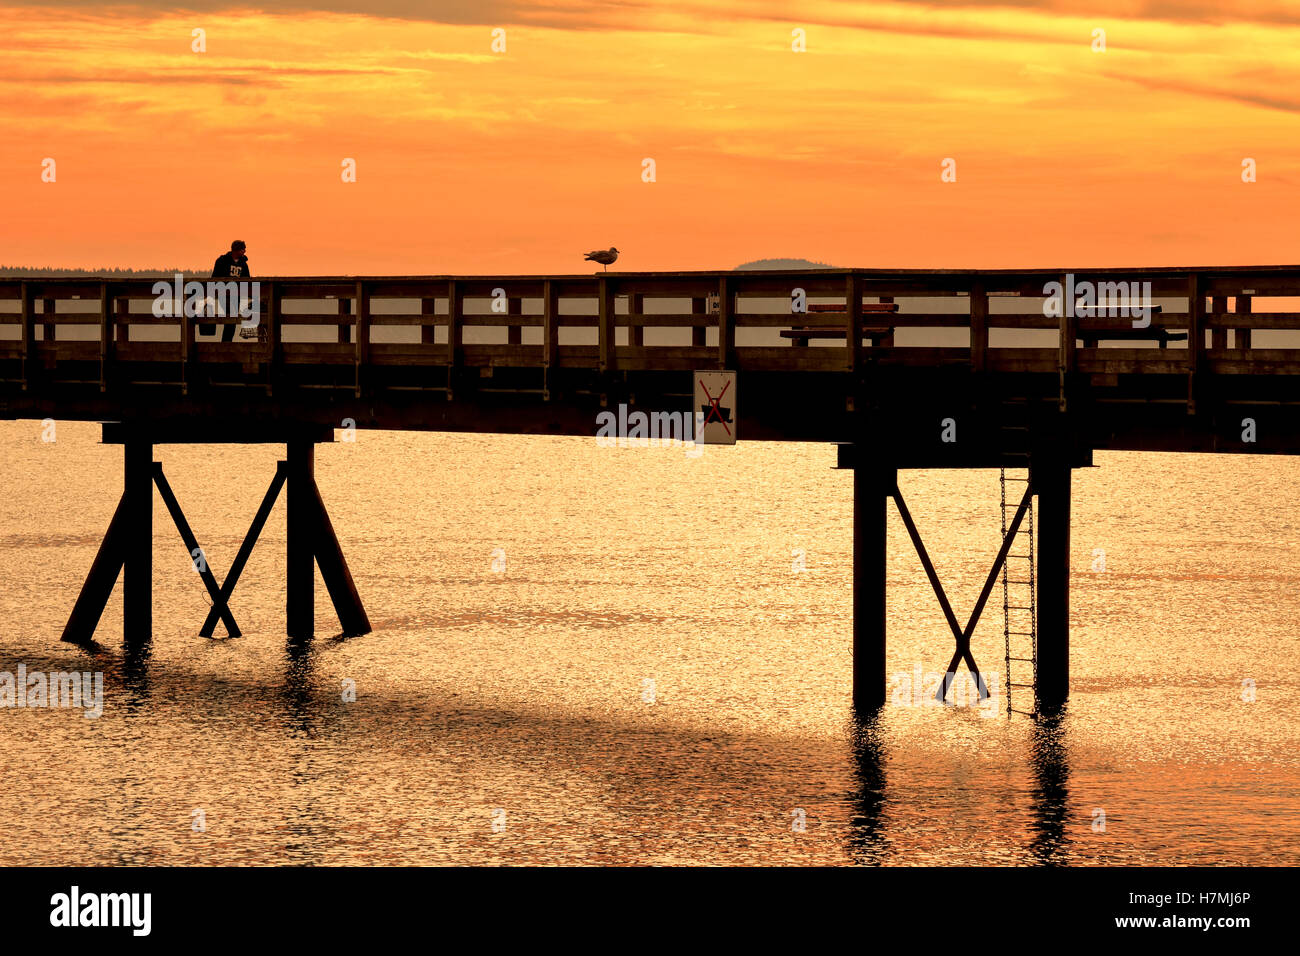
[2,0,1298,273]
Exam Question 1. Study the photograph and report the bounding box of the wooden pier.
[4,266,1300,714]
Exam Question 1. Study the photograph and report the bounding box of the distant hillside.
[0,266,205,277]
[734,258,837,270]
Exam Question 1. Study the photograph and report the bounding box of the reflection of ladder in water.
[1000,466,1037,716]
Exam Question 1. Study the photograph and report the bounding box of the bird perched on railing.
[584,247,619,271]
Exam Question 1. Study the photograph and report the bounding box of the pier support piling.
[285,439,371,641]
[1034,459,1072,712]
[853,461,894,711]
[123,439,153,648]
[286,441,315,640]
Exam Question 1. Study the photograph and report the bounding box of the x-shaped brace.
[152,461,288,639]
[892,481,1034,702]
[699,378,732,435]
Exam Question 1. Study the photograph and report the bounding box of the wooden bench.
[1075,307,1185,348]
[781,302,898,346]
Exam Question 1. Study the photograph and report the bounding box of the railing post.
[446,279,461,372]
[1187,273,1203,414]
[507,294,522,346]
[1057,272,1075,412]
[267,280,282,395]
[716,276,732,369]
[846,274,862,374]
[337,295,351,344]
[19,281,31,390]
[420,295,437,346]
[1211,295,1228,351]
[1236,293,1252,351]
[116,294,130,355]
[99,282,112,392]
[178,280,193,395]
[542,280,557,399]
[970,280,988,372]
[598,276,616,372]
[690,296,706,347]
[879,295,895,348]
[630,292,644,348]
[354,280,369,397]
[42,296,55,362]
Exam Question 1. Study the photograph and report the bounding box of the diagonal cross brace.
[199,462,287,637]
[892,480,1034,702]
[153,463,241,638]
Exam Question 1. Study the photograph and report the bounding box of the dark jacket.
[212,253,251,280]
[201,253,252,335]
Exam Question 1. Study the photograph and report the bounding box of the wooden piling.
[286,440,315,639]
[123,440,153,648]
[854,459,894,711]
[1035,458,1071,711]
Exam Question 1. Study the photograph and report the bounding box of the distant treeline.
[0,266,205,277]
[735,258,837,270]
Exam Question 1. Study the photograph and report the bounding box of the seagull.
[584,247,619,271]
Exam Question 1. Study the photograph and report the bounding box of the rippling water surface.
[0,420,1296,865]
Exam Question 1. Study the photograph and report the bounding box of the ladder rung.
[1007,631,1034,637]
[1008,657,1035,663]
[1006,605,1033,610]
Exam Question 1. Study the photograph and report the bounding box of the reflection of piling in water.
[846,712,888,864]
[1027,713,1071,864]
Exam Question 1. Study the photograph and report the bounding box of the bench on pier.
[1075,307,1185,348]
[780,302,898,347]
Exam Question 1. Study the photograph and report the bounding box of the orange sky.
[1,1,1298,273]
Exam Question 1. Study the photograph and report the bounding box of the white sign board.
[694,370,736,444]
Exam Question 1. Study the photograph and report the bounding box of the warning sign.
[694,370,736,444]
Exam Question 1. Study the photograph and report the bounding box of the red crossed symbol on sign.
[698,379,732,436]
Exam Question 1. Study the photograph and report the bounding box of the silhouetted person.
[210,240,251,341]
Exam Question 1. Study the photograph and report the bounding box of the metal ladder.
[1000,466,1037,716]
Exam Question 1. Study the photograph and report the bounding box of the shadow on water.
[13,639,1088,864]
[845,706,888,865]
[1026,710,1072,864]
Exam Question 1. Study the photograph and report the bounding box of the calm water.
[0,420,1296,865]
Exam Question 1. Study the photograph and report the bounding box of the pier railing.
[3,268,1300,395]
